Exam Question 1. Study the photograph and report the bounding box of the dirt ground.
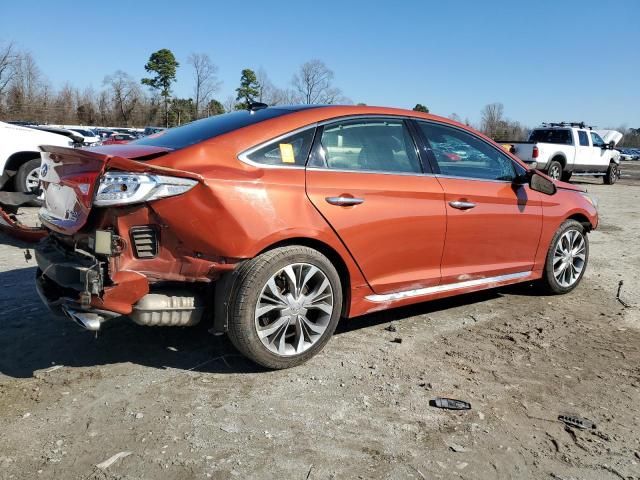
[1,164,639,480]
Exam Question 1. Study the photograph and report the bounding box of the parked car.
[504,123,622,184]
[35,105,598,369]
[619,148,640,161]
[69,128,101,146]
[143,126,166,136]
[0,121,79,194]
[101,133,137,145]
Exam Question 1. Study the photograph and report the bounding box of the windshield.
[529,129,572,145]
[133,107,318,150]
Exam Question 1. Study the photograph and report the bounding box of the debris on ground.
[430,398,472,410]
[391,337,403,344]
[96,451,132,470]
[385,323,398,332]
[558,414,596,430]
[616,280,631,308]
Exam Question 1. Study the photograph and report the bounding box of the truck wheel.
[604,163,618,185]
[539,219,589,294]
[546,160,562,180]
[561,171,572,182]
[15,158,42,194]
[226,246,342,369]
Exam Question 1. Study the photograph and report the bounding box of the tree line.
[1,41,638,147]
[0,43,350,128]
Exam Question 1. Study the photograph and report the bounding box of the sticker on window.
[279,143,295,163]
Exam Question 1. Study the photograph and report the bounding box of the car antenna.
[248,101,268,112]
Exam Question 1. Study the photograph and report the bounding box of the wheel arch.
[567,213,593,232]
[4,151,41,174]
[550,154,567,169]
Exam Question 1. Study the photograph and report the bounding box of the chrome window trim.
[237,124,318,170]
[305,166,429,177]
[365,271,531,302]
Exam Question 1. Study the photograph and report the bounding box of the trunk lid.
[38,145,195,235]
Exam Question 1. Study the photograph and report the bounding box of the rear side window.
[528,129,572,145]
[578,130,589,146]
[244,128,315,166]
[314,119,421,173]
[418,122,516,181]
[134,108,304,150]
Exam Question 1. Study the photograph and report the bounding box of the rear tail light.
[532,146,539,159]
[93,172,197,206]
[130,226,158,258]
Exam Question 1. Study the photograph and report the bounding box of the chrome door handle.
[449,200,476,210]
[325,196,364,206]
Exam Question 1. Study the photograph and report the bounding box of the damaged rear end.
[36,145,223,331]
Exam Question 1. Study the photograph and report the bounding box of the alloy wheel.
[254,263,334,356]
[552,230,586,287]
[25,167,41,193]
[548,164,561,180]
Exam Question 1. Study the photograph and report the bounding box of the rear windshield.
[529,129,573,145]
[134,108,309,150]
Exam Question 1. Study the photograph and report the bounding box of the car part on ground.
[0,192,48,242]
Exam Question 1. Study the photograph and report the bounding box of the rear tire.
[226,246,343,369]
[547,160,563,180]
[15,158,42,194]
[539,220,589,294]
[604,163,618,185]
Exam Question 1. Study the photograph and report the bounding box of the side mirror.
[608,141,615,150]
[529,171,557,195]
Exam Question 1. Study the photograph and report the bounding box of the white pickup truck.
[505,123,622,184]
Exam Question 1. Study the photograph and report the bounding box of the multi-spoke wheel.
[546,160,563,181]
[224,246,342,369]
[15,158,42,195]
[541,219,589,294]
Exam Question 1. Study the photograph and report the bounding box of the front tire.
[15,158,42,194]
[604,163,618,185]
[561,171,572,182]
[540,220,589,294]
[226,246,343,369]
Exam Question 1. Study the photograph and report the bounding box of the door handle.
[325,196,364,206]
[449,200,476,210]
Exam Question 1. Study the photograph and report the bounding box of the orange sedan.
[35,105,598,368]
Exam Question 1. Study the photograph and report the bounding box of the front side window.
[590,132,605,147]
[244,128,315,166]
[578,130,589,146]
[315,119,421,173]
[418,122,516,181]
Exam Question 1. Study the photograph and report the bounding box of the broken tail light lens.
[93,172,197,206]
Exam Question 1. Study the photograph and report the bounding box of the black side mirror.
[608,141,615,150]
[529,171,557,195]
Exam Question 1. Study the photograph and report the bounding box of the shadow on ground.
[0,265,544,378]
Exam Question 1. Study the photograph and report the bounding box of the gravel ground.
[0,163,639,480]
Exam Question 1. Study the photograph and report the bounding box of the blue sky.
[2,0,639,127]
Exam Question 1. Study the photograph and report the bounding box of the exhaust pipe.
[63,307,103,331]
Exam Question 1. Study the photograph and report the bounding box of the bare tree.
[480,102,504,137]
[0,41,17,101]
[188,53,220,118]
[104,71,141,125]
[292,59,344,104]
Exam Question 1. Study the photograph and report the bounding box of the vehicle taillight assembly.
[93,171,198,206]
[532,146,539,159]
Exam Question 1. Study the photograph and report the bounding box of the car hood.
[595,129,623,146]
